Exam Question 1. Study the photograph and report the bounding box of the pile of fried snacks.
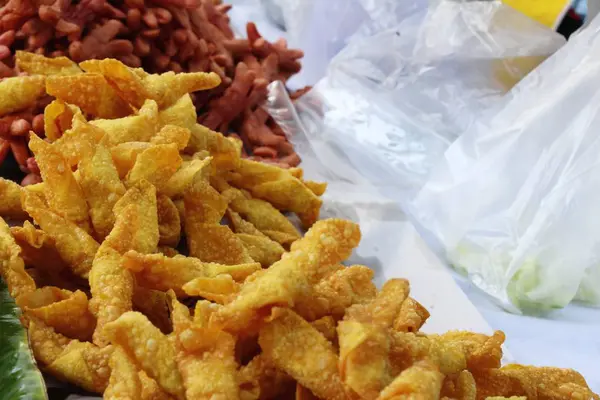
[0,57,597,400]
[0,0,305,171]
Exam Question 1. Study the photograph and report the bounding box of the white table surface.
[228,0,600,390]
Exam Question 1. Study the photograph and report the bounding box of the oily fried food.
[0,56,595,400]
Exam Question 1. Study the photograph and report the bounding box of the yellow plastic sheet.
[503,0,571,29]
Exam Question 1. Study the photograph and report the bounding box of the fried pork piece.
[122,250,259,297]
[21,190,99,278]
[104,312,185,400]
[80,58,221,109]
[209,218,361,334]
[29,134,91,232]
[474,365,599,400]
[0,178,27,220]
[18,286,96,341]
[46,73,132,119]
[183,161,253,265]
[377,361,444,400]
[226,159,324,229]
[0,216,36,299]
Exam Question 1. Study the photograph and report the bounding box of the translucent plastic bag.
[412,13,600,314]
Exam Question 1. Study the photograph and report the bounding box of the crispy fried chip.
[101,180,159,255]
[259,308,347,400]
[21,191,99,278]
[16,51,82,76]
[80,59,220,108]
[209,219,361,334]
[239,354,293,400]
[186,124,241,170]
[227,159,323,228]
[157,194,181,247]
[104,346,143,400]
[79,144,126,240]
[377,361,444,400]
[0,217,36,299]
[28,317,72,366]
[394,297,431,333]
[126,143,182,191]
[182,274,240,304]
[11,221,67,275]
[91,99,159,145]
[51,111,107,168]
[29,134,90,231]
[46,73,132,118]
[89,247,134,347]
[0,75,46,115]
[151,125,191,150]
[44,99,77,142]
[0,178,27,220]
[132,286,171,335]
[20,287,96,341]
[104,311,185,400]
[162,158,212,198]
[159,94,197,131]
[441,370,477,400]
[236,233,285,267]
[110,142,152,179]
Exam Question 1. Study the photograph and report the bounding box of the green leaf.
[0,279,48,400]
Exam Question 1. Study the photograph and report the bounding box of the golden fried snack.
[209,219,360,334]
[51,111,107,168]
[90,99,159,145]
[182,274,240,303]
[21,191,99,278]
[43,99,77,142]
[151,125,191,150]
[238,354,294,400]
[16,50,82,76]
[80,59,221,108]
[89,247,134,347]
[0,75,46,116]
[226,159,322,228]
[394,297,431,333]
[78,144,126,240]
[110,142,153,179]
[10,221,68,275]
[186,124,241,170]
[441,370,477,400]
[104,346,143,400]
[0,217,36,299]
[18,286,96,341]
[377,361,444,400]
[29,134,90,231]
[126,143,182,191]
[162,158,212,198]
[46,73,132,119]
[104,312,185,400]
[0,178,28,220]
[157,94,196,131]
[157,194,181,247]
[259,308,348,400]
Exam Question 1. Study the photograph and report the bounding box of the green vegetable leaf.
[0,279,48,400]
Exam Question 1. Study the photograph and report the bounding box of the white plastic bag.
[412,13,600,314]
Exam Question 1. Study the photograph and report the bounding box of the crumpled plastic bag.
[412,13,600,314]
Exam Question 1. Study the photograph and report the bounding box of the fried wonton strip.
[80,58,221,108]
[46,73,132,118]
[11,221,68,275]
[182,274,240,304]
[21,192,99,278]
[104,346,143,400]
[16,51,82,76]
[337,280,411,398]
[209,219,361,334]
[28,317,72,366]
[46,341,113,393]
[151,125,191,150]
[159,94,197,131]
[394,297,430,333]
[218,181,301,246]
[0,75,46,115]
[104,312,185,400]
[91,100,159,145]
[44,99,76,141]
[388,331,505,376]
[227,159,323,228]
[311,316,338,344]
[295,265,377,322]
[126,143,182,191]
[29,134,90,231]
[162,158,211,198]
[89,247,134,347]
[132,286,171,335]
[79,144,126,240]
[239,354,294,400]
[52,111,107,168]
[377,361,444,400]
[0,178,27,220]
[0,217,36,299]
[259,308,347,400]
[184,166,253,265]
[20,287,96,341]
[111,142,152,178]
[303,180,327,197]
[122,250,259,296]
[236,233,285,268]
[157,194,181,247]
[102,180,159,255]
[186,124,241,170]
[441,370,477,400]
